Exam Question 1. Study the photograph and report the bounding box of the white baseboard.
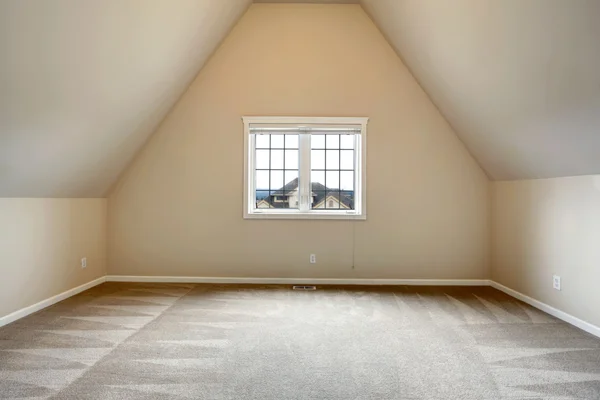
[490,281,600,339]
[0,277,106,328]
[105,275,489,286]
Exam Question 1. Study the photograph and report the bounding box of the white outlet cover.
[81,258,87,268]
[310,254,316,264]
[553,275,561,291]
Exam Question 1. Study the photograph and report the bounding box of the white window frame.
[243,116,368,220]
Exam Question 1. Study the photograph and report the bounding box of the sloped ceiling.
[2,1,599,198]
[0,0,251,197]
[362,0,600,180]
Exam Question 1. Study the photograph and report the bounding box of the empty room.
[1,0,599,399]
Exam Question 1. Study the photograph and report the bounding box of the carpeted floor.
[1,283,599,399]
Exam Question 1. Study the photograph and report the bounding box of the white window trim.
[243,116,368,220]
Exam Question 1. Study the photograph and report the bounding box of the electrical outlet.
[81,257,87,269]
[310,254,316,264]
[553,275,561,291]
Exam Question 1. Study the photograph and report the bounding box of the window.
[243,117,367,219]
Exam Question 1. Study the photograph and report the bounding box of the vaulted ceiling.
[1,0,599,197]
[362,0,600,180]
[0,0,251,197]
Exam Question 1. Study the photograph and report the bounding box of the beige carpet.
[1,283,599,399]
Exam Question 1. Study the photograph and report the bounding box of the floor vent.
[292,285,317,291]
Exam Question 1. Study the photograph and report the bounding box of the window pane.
[271,150,284,169]
[285,170,298,187]
[270,170,283,190]
[256,170,269,190]
[326,191,341,209]
[341,191,354,210]
[311,150,325,170]
[256,150,270,169]
[326,171,339,189]
[311,134,325,149]
[285,134,299,149]
[326,135,339,149]
[340,150,354,170]
[326,150,339,170]
[287,196,299,209]
[256,192,271,208]
[285,171,299,209]
[340,171,354,190]
[256,134,270,149]
[311,170,325,186]
[285,149,298,169]
[271,134,284,148]
[312,191,326,209]
[340,134,354,149]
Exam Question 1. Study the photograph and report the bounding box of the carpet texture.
[1,283,599,399]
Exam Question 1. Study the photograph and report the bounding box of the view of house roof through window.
[256,177,354,210]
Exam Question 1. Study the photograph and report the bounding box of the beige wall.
[0,198,107,318]
[108,4,489,279]
[492,176,600,327]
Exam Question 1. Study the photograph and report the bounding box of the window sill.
[244,210,366,220]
